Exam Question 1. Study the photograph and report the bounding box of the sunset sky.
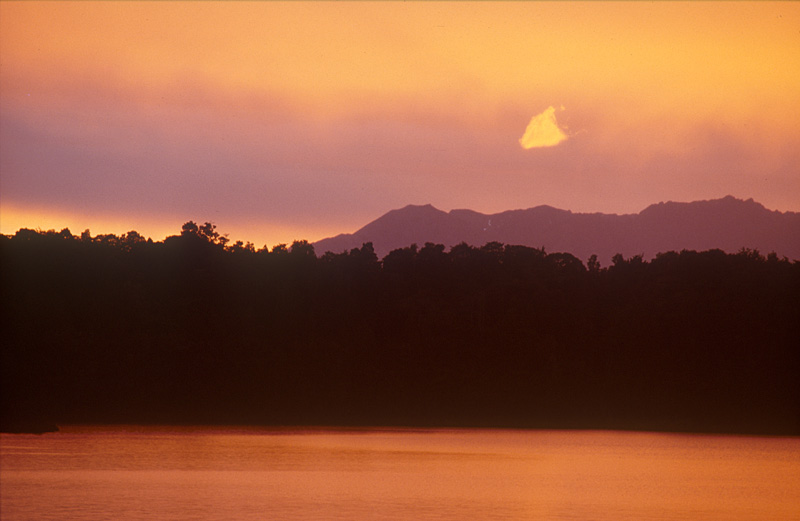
[1,2,798,247]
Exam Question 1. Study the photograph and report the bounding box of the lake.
[1,426,798,520]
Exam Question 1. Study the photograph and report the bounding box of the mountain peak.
[639,195,769,217]
[362,203,446,228]
[400,203,437,211]
[389,203,445,218]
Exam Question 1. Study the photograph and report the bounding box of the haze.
[1,2,798,247]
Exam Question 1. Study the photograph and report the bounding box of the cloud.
[519,105,568,149]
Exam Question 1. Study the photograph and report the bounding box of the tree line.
[2,223,798,434]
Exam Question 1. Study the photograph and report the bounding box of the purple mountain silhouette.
[313,196,800,264]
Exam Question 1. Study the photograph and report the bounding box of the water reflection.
[2,427,799,521]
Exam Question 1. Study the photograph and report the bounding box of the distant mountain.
[313,196,800,263]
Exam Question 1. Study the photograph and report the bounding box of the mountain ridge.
[314,196,800,263]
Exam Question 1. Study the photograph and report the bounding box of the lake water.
[1,426,798,520]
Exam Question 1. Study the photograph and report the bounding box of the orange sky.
[1,2,798,247]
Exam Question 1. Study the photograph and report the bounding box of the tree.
[290,240,316,258]
[587,254,601,273]
[121,231,146,251]
[547,252,586,273]
[181,221,200,237]
[480,241,505,258]
[180,221,228,247]
[199,222,219,242]
[228,240,255,254]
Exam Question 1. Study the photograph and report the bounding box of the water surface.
[2,426,798,520]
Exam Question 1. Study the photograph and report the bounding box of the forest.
[2,223,798,434]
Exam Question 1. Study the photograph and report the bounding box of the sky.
[1,2,799,247]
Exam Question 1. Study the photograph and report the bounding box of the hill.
[314,196,800,263]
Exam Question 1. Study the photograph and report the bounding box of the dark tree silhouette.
[1,226,798,434]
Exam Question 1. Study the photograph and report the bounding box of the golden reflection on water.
[2,427,799,521]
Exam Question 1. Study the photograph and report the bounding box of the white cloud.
[519,105,568,149]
